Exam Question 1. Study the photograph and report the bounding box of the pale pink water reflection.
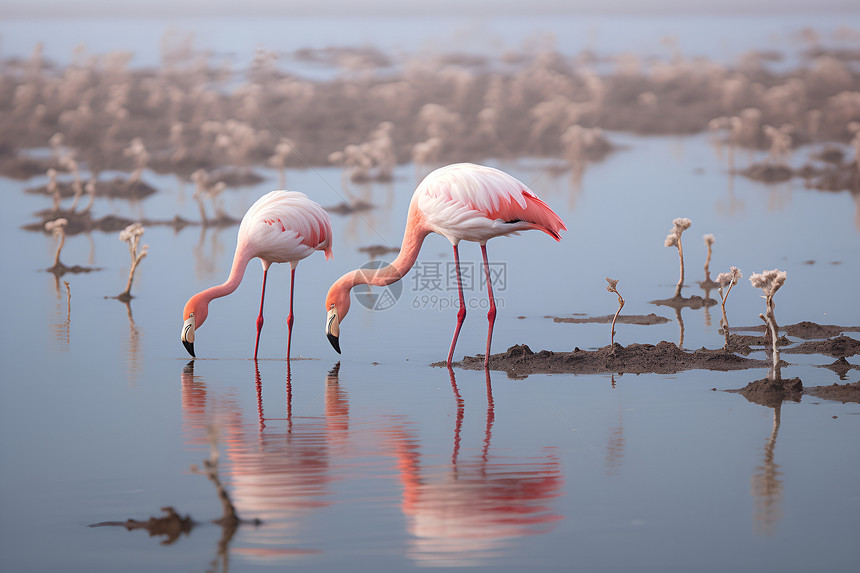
[386,369,564,567]
[179,361,565,566]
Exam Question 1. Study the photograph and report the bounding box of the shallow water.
[2,130,859,571]
[2,14,860,572]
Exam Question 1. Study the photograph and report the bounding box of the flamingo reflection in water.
[383,368,564,567]
[180,361,349,561]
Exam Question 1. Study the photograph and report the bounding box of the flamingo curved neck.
[192,250,252,309]
[351,208,428,289]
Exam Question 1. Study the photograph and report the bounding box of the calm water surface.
[1,132,858,571]
[2,14,860,572]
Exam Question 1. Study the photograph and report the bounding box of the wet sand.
[443,342,771,377]
[442,321,860,405]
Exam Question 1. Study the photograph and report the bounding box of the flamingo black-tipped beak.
[183,339,196,358]
[326,307,341,354]
[181,315,196,358]
[327,332,341,354]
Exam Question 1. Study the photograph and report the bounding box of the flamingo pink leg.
[481,244,496,368]
[446,244,467,368]
[286,267,296,360]
[254,268,269,360]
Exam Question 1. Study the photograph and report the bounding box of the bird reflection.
[181,360,209,442]
[180,363,563,566]
[232,362,349,560]
[254,362,266,433]
[182,361,349,562]
[384,368,564,567]
[751,403,784,535]
[323,363,350,449]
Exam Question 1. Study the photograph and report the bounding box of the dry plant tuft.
[664,217,692,297]
[750,269,787,379]
[606,277,625,348]
[45,217,68,269]
[117,223,148,301]
[123,137,150,186]
[715,266,742,349]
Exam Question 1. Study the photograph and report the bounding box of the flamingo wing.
[239,191,334,264]
[415,163,566,243]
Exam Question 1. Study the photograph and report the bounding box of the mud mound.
[728,376,804,407]
[805,161,860,192]
[650,294,717,309]
[804,381,860,404]
[26,177,157,200]
[24,211,135,235]
[785,335,860,358]
[442,342,769,379]
[358,245,401,258]
[819,357,859,379]
[784,321,860,339]
[740,163,794,183]
[0,153,53,180]
[325,200,374,216]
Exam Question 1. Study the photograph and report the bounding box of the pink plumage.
[415,163,566,244]
[182,190,333,359]
[239,190,333,267]
[325,162,566,367]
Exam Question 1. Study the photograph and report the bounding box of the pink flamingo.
[182,190,333,359]
[325,163,565,367]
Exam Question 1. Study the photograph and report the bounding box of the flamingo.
[324,163,565,367]
[181,190,333,359]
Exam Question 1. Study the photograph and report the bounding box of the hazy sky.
[2,0,858,18]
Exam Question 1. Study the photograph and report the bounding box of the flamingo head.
[324,281,352,354]
[181,296,209,357]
